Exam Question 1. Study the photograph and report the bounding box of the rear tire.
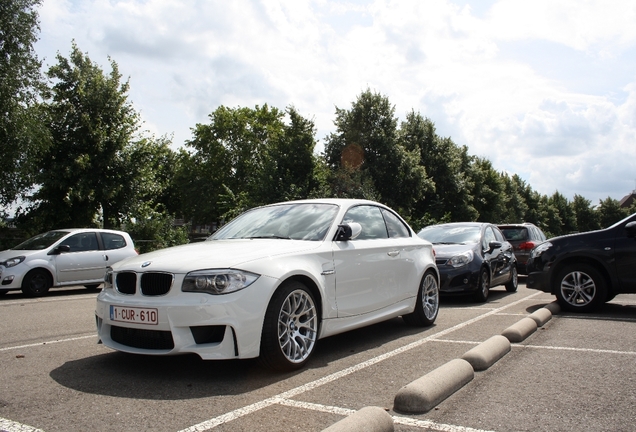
[260,281,319,371]
[21,269,52,297]
[505,265,518,292]
[403,270,439,326]
[555,264,606,312]
[473,268,490,303]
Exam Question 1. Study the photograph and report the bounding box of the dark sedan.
[418,222,518,302]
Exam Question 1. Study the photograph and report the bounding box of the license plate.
[110,305,158,325]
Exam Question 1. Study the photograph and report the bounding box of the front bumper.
[95,273,279,360]
[437,267,480,294]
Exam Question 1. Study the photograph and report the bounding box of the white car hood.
[112,239,324,273]
[0,249,46,261]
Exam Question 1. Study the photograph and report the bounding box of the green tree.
[548,191,577,234]
[400,112,476,222]
[597,197,628,228]
[324,89,432,212]
[500,174,530,223]
[570,194,599,232]
[0,0,47,208]
[468,157,505,223]
[23,43,141,230]
[177,104,321,225]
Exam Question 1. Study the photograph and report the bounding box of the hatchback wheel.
[21,269,52,297]
[473,268,490,302]
[260,281,319,371]
[505,265,518,292]
[555,264,606,312]
[403,270,439,326]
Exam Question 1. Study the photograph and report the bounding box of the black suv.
[526,213,636,312]
[498,223,547,274]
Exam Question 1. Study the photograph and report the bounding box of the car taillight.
[519,241,536,250]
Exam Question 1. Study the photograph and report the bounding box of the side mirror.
[334,223,362,241]
[626,221,636,238]
[487,240,502,252]
[56,244,71,254]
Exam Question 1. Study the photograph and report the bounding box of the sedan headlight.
[448,250,474,268]
[530,242,552,259]
[2,256,25,268]
[182,269,260,295]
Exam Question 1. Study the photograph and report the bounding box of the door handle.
[387,250,399,257]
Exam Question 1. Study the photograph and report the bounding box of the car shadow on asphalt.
[49,317,438,400]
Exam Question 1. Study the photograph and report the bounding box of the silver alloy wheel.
[560,270,596,307]
[277,289,318,364]
[421,273,439,320]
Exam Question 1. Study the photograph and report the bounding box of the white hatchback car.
[0,228,137,297]
[95,199,440,371]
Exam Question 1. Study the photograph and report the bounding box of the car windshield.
[210,203,339,241]
[12,231,70,250]
[418,225,481,244]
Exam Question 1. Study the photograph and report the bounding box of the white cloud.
[35,0,636,205]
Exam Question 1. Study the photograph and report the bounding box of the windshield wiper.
[244,235,291,240]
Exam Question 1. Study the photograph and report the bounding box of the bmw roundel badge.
[141,261,152,268]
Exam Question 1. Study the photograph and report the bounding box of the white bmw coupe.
[95,199,440,370]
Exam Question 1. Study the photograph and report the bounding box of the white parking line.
[0,335,96,352]
[0,417,44,432]
[179,292,542,432]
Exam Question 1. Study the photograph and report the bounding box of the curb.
[393,358,474,414]
[461,334,511,371]
[321,406,394,432]
[501,317,538,342]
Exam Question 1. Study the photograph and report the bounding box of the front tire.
[260,281,319,371]
[21,269,52,297]
[473,268,490,303]
[403,270,439,326]
[555,264,606,312]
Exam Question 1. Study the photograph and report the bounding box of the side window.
[342,206,388,240]
[494,227,505,242]
[381,208,411,238]
[62,232,99,252]
[101,233,127,250]
[483,227,497,249]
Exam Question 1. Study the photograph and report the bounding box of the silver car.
[0,229,137,297]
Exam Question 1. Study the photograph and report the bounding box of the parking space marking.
[279,400,494,432]
[0,417,44,432]
[515,344,636,355]
[179,292,541,431]
[0,335,95,352]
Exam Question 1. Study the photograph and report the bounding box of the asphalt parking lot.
[1,281,635,431]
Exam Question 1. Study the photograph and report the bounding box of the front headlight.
[182,269,260,295]
[3,256,25,268]
[530,242,552,259]
[448,250,474,268]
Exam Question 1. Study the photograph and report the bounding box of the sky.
[34,0,636,206]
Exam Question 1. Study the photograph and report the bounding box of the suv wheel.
[555,264,606,312]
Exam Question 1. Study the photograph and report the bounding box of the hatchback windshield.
[211,203,339,241]
[12,231,70,250]
[418,225,481,244]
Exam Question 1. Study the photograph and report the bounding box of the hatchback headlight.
[530,242,552,259]
[2,256,25,268]
[103,267,113,289]
[448,250,474,268]
[182,269,260,295]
